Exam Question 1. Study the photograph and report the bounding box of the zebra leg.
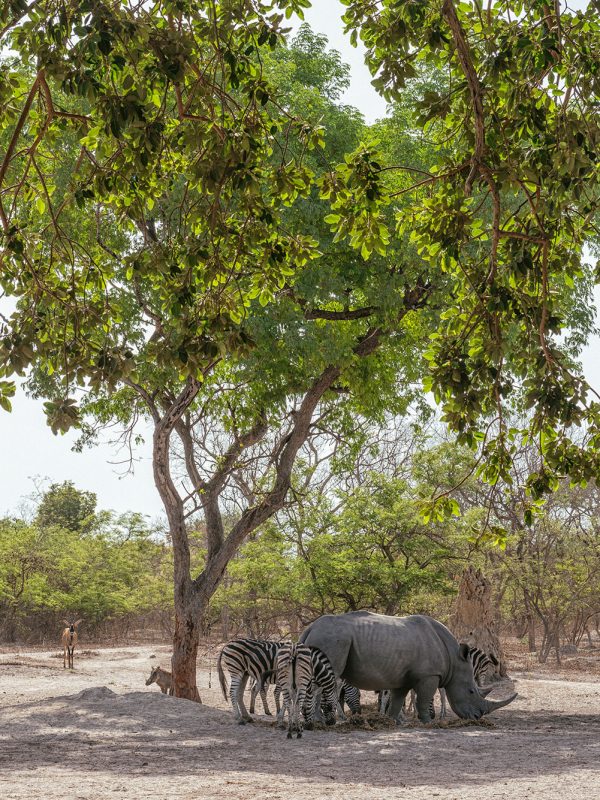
[407,689,417,717]
[439,688,448,719]
[260,685,272,715]
[284,690,296,739]
[296,690,307,739]
[249,680,257,714]
[274,684,281,714]
[345,685,361,715]
[376,690,389,714]
[237,673,253,722]
[311,685,324,723]
[292,691,307,739]
[276,682,287,728]
[337,681,347,721]
[229,676,244,723]
[302,682,315,730]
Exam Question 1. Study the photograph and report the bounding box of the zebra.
[303,647,339,727]
[261,645,339,728]
[377,645,498,719]
[338,680,361,718]
[470,647,499,686]
[217,638,286,724]
[275,643,314,739]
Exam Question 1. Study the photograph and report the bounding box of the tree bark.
[152,379,203,701]
[171,595,202,702]
[523,591,537,652]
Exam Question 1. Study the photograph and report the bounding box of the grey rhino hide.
[299,611,516,721]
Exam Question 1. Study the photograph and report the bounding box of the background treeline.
[2,424,600,663]
[0,482,172,643]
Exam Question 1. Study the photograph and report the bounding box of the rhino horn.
[483,692,518,714]
[478,685,494,697]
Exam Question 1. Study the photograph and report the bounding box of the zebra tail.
[217,650,228,701]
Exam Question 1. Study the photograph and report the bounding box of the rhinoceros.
[299,611,517,722]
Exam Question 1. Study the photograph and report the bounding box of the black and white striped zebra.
[217,638,286,724]
[377,645,498,719]
[275,642,314,739]
[338,680,361,718]
[470,647,499,686]
[303,647,339,727]
[262,645,339,728]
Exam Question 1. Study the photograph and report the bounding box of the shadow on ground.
[1,687,600,790]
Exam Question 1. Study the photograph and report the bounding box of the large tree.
[1,1,600,700]
[0,5,434,698]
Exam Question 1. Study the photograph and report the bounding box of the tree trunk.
[152,387,203,702]
[523,591,537,652]
[451,565,507,679]
[171,599,202,702]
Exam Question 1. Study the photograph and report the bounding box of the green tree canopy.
[2,0,600,698]
[35,480,97,532]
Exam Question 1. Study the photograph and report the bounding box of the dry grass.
[48,650,101,659]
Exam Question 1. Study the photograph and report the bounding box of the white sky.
[0,2,598,520]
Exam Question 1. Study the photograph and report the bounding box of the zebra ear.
[490,653,499,666]
[62,620,69,626]
[459,643,470,661]
[73,619,83,627]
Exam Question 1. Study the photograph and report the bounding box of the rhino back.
[301,612,456,691]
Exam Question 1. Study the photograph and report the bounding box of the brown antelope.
[145,665,174,695]
[61,619,82,669]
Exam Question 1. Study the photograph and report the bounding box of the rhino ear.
[459,643,470,661]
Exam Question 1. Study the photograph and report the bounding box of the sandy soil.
[1,644,599,800]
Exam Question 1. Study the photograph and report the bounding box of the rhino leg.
[415,677,438,723]
[388,688,410,723]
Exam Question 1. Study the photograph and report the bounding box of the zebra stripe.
[303,647,338,727]
[469,647,499,686]
[276,643,313,739]
[338,680,361,717]
[217,638,286,724]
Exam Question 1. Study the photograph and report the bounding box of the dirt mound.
[74,686,117,702]
[66,686,232,729]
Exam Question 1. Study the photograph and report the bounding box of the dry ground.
[1,643,599,799]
